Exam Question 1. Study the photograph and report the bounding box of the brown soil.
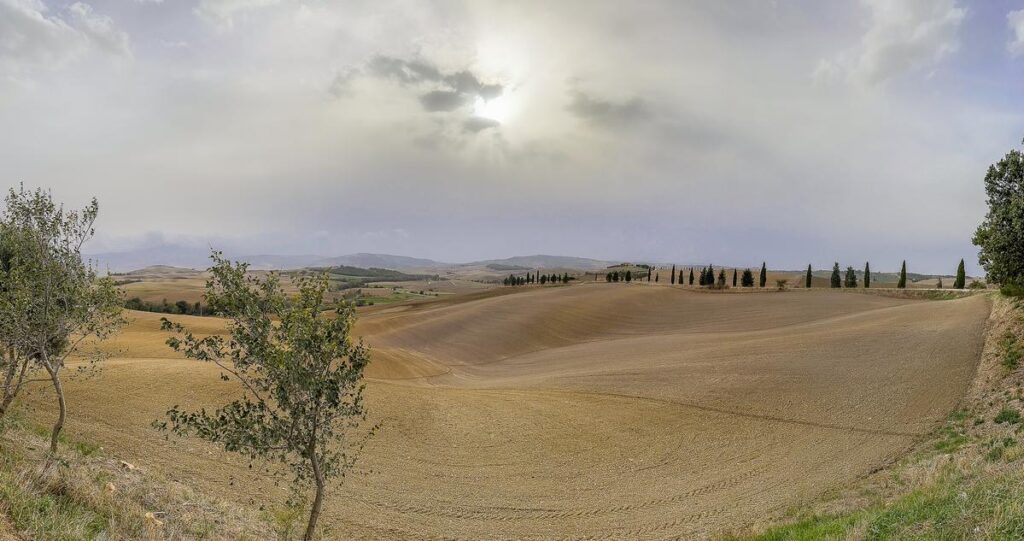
[41,283,990,539]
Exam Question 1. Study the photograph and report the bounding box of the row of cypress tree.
[503,272,571,286]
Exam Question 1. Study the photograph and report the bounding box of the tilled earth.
[48,284,989,539]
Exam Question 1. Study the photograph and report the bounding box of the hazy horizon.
[5,0,1024,275]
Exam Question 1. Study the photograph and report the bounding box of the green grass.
[747,467,1024,540]
[1001,331,1021,370]
[994,407,1021,425]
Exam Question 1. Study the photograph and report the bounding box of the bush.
[1000,277,1024,298]
[994,407,1021,425]
[969,280,987,290]
[775,279,788,291]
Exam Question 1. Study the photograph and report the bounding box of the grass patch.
[994,407,1021,425]
[1001,331,1021,370]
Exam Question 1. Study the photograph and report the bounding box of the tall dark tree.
[954,258,966,289]
[699,267,706,286]
[625,270,632,282]
[805,264,812,288]
[844,266,857,288]
[759,262,767,288]
[655,273,659,283]
[563,273,570,283]
[688,268,694,285]
[717,269,726,288]
[732,268,738,287]
[708,265,715,287]
[741,269,754,287]
[679,269,685,285]
[605,272,612,283]
[671,264,676,285]
[898,260,907,289]
[647,267,652,281]
[973,141,1024,286]
[830,263,841,288]
[864,262,871,288]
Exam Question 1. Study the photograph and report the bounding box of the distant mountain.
[465,255,616,271]
[88,247,447,273]
[313,253,447,270]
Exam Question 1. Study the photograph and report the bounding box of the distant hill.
[314,253,447,270]
[466,255,615,271]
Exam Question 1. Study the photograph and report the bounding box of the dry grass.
[0,415,275,540]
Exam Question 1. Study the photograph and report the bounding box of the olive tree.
[0,186,124,453]
[158,253,374,541]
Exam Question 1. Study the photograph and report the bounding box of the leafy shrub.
[994,407,1021,425]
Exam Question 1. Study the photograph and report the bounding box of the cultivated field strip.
[52,285,990,539]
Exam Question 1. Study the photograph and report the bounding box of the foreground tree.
[864,262,871,288]
[844,266,857,288]
[759,262,767,288]
[717,269,726,288]
[805,264,812,288]
[954,258,966,289]
[159,254,374,541]
[898,260,907,289]
[741,269,754,287]
[670,264,676,285]
[732,268,737,287]
[830,263,841,288]
[0,187,124,453]
[688,268,694,285]
[973,140,1024,288]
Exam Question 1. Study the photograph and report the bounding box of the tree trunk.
[47,366,65,454]
[0,355,28,419]
[303,451,326,541]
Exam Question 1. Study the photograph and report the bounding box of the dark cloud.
[566,91,650,127]
[338,55,502,116]
[419,90,466,111]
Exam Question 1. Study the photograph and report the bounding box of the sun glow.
[473,95,512,123]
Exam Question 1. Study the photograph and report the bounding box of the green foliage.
[973,142,1024,285]
[625,270,632,282]
[688,268,694,285]
[741,269,755,287]
[1001,277,1024,298]
[955,258,966,289]
[733,268,738,287]
[898,260,907,289]
[830,263,841,288]
[670,265,676,285]
[717,269,726,288]
[0,185,125,453]
[158,253,374,540]
[759,262,767,288]
[864,262,871,289]
[969,280,987,290]
[805,264,812,288]
[994,407,1021,425]
[844,266,857,288]
[125,297,206,316]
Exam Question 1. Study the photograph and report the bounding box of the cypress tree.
[655,273,659,283]
[759,262,767,288]
[844,266,857,288]
[955,258,966,289]
[937,277,943,289]
[741,268,754,287]
[671,264,676,285]
[898,260,907,289]
[606,272,612,283]
[732,268,737,287]
[689,268,694,285]
[699,267,706,286]
[708,265,715,287]
[647,267,652,281]
[805,264,812,288]
[679,269,684,284]
[717,269,726,288]
[563,273,570,283]
[540,275,547,285]
[864,262,871,288]
[830,263,841,288]
[625,270,632,282]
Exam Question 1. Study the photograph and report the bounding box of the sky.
[2,0,1023,273]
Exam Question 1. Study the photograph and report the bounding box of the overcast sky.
[3,0,1023,272]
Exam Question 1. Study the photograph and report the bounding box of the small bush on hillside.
[1000,277,1024,298]
[969,280,988,290]
[994,407,1021,425]
[776,279,788,291]
[1002,332,1021,370]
